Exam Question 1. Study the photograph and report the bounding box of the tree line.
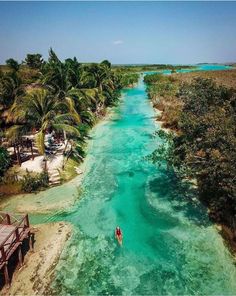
[145,73,236,234]
[0,49,139,179]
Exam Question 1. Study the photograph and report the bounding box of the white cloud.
[113,40,124,45]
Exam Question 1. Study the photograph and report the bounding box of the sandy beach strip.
[0,172,84,214]
[1,222,72,296]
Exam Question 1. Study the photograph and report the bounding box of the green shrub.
[120,73,139,87]
[144,73,165,84]
[0,147,11,179]
[21,171,49,192]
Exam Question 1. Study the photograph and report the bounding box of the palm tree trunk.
[63,131,67,142]
[16,144,21,166]
[62,139,69,170]
[30,140,34,160]
[43,154,48,171]
[13,143,17,159]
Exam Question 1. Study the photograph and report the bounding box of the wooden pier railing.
[0,212,31,287]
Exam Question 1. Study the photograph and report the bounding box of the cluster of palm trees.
[0,49,136,160]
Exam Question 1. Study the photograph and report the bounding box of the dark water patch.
[147,170,210,227]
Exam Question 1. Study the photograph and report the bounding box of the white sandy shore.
[21,154,64,174]
[1,222,72,296]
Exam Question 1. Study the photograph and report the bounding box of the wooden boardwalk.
[0,212,31,286]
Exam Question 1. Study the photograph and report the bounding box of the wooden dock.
[0,212,31,287]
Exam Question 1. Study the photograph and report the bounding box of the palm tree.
[0,72,23,109]
[90,63,114,93]
[42,61,71,99]
[67,88,96,125]
[9,88,80,156]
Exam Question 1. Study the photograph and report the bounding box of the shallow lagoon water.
[49,66,236,295]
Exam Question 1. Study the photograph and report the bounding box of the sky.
[0,1,236,64]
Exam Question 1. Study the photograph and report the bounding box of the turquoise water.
[48,66,236,295]
[197,64,232,71]
[148,64,233,75]
[2,65,234,294]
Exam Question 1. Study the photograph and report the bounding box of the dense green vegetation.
[146,74,236,232]
[25,53,44,69]
[0,49,139,157]
[119,73,139,87]
[144,73,181,129]
[0,147,10,179]
[0,49,139,192]
[21,170,49,192]
[113,64,196,73]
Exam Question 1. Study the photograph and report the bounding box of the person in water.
[115,226,123,245]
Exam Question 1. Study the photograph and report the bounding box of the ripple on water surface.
[51,73,236,295]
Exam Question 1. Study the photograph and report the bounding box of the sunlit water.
[47,65,236,295]
[5,65,236,294]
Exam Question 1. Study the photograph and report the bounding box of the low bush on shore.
[21,171,49,192]
[0,147,11,180]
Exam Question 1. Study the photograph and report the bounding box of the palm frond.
[36,130,45,155]
[65,97,81,123]
[52,123,80,137]
[5,125,28,142]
